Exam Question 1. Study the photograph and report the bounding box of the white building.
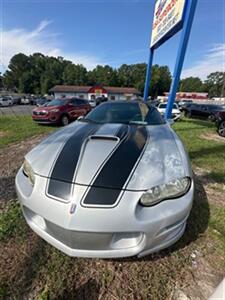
[49,85,141,101]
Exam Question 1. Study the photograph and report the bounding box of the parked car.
[36,98,51,107]
[183,104,225,121]
[88,99,96,108]
[12,96,21,105]
[96,96,108,106]
[215,111,225,137]
[32,98,91,126]
[16,101,194,258]
[178,100,193,109]
[147,99,160,107]
[157,102,181,121]
[21,97,31,105]
[30,97,37,105]
[0,96,13,107]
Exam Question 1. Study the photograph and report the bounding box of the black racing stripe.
[83,126,148,206]
[48,123,99,199]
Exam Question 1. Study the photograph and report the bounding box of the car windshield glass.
[83,102,165,125]
[46,99,67,107]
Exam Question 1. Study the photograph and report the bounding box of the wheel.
[217,121,225,137]
[208,114,215,122]
[61,115,69,126]
[185,111,192,118]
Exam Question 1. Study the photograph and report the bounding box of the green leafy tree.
[204,72,225,98]
[87,65,118,86]
[3,53,31,91]
[63,63,87,85]
[0,72,3,89]
[179,77,203,92]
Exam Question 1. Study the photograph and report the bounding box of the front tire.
[217,121,225,137]
[208,114,215,122]
[185,111,192,118]
[61,115,69,126]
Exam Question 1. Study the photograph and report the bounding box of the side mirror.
[167,119,175,126]
[77,116,84,121]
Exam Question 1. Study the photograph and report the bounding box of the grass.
[174,118,225,183]
[0,201,28,242]
[0,117,225,299]
[0,115,56,148]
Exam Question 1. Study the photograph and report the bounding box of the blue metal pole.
[165,0,198,119]
[143,48,154,102]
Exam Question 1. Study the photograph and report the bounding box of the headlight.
[50,109,59,113]
[23,159,35,186]
[140,177,191,206]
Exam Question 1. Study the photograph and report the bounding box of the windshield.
[46,99,67,107]
[208,105,225,110]
[83,102,165,125]
[159,103,178,109]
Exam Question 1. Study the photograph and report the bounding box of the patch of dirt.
[194,167,225,207]
[0,131,8,138]
[0,134,49,206]
[172,253,223,300]
[200,132,225,143]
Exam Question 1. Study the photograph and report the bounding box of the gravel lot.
[0,105,35,116]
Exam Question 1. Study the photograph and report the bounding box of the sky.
[0,0,225,79]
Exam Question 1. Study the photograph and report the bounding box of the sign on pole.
[144,0,198,120]
[151,0,186,49]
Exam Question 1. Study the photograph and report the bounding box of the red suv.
[32,98,92,126]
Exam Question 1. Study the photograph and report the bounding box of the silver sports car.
[16,100,194,258]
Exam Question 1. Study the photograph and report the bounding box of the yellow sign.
[151,0,186,48]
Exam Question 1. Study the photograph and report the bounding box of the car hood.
[33,105,59,112]
[26,121,189,192]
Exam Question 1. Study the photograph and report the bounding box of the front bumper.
[32,118,58,124]
[16,168,194,258]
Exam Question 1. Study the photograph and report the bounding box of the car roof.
[105,100,144,104]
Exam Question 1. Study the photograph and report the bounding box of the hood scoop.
[89,135,120,142]
[74,134,121,185]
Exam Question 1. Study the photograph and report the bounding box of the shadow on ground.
[116,174,210,263]
[58,278,100,300]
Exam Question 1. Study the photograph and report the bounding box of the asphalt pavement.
[0,105,35,116]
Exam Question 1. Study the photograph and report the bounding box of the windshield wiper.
[81,118,101,124]
[129,121,148,125]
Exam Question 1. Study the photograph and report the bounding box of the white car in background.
[0,96,13,107]
[21,97,31,105]
[157,102,182,121]
[88,99,96,108]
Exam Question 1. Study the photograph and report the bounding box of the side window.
[146,107,165,125]
[71,99,79,106]
[77,99,85,105]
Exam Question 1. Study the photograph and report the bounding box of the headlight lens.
[23,159,35,186]
[50,109,59,113]
[140,177,191,206]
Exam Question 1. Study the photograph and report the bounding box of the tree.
[179,77,203,92]
[87,65,118,86]
[204,72,225,98]
[3,53,31,91]
[0,53,172,97]
[0,72,3,89]
[147,65,172,98]
[63,63,87,85]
